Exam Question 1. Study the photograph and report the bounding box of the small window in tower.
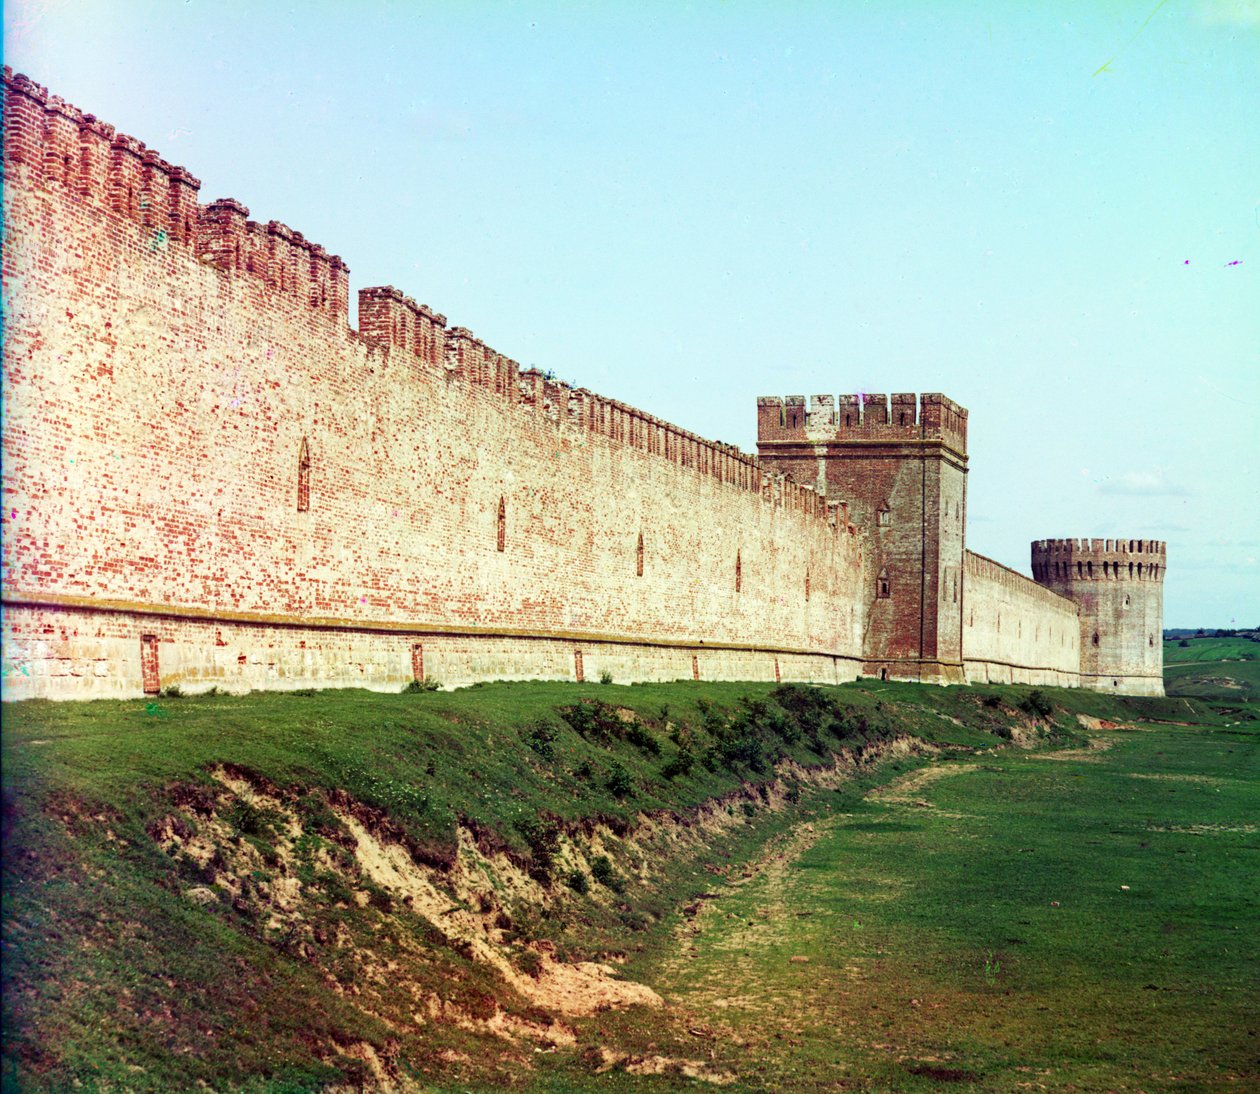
[1123,594,1130,608]
[1129,561,1134,578]
[735,550,742,593]
[877,568,890,599]
[496,496,506,552]
[878,505,890,528]
[1148,635,1154,647]
[1077,561,1084,578]
[636,532,644,577]
[297,438,311,512]
[1092,632,1100,647]
[805,569,810,601]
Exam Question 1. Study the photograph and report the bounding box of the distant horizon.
[4,0,1256,628]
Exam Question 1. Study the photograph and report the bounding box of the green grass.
[551,719,1259,1092]
[1163,637,1260,702]
[1,676,1240,1091]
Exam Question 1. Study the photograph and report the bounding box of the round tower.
[1031,538,1166,696]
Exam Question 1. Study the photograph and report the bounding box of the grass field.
[1163,636,1260,702]
[3,667,1255,1091]
[540,717,1259,1091]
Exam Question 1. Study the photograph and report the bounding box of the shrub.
[660,740,695,779]
[517,817,562,876]
[565,869,590,895]
[590,855,625,892]
[572,759,594,782]
[982,694,1003,709]
[624,721,661,756]
[605,762,634,799]
[558,700,623,743]
[599,670,614,685]
[159,685,182,699]
[523,719,559,760]
[1178,638,1190,648]
[1019,689,1054,718]
[403,678,441,693]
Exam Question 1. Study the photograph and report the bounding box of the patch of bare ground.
[585,1046,736,1085]
[1028,734,1116,762]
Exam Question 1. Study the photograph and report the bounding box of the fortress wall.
[1,72,865,698]
[961,551,1080,687]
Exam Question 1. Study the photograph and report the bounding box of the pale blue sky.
[5,0,1257,627]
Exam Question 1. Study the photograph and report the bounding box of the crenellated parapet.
[358,286,448,368]
[2,68,350,324]
[1,67,855,550]
[757,392,967,454]
[1032,538,1167,584]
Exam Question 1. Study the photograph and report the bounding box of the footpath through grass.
[549,717,1260,1092]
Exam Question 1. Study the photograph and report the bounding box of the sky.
[4,0,1257,628]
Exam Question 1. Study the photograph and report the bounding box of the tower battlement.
[1032,539,1166,584]
[757,392,967,453]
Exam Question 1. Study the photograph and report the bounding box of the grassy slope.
[0,676,1244,1091]
[1163,637,1260,701]
[552,720,1259,1092]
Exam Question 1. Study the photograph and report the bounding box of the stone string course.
[0,70,1164,700]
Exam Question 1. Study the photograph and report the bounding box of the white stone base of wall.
[963,659,1082,690]
[1078,673,1166,698]
[0,603,862,702]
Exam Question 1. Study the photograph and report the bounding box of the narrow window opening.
[496,496,506,552]
[692,654,700,681]
[774,658,781,683]
[735,550,742,593]
[1129,561,1134,578]
[1148,635,1154,647]
[1077,561,1084,578]
[411,643,424,683]
[140,634,160,695]
[805,569,811,601]
[877,568,890,599]
[636,532,644,577]
[880,668,888,681]
[574,649,585,683]
[297,437,311,512]
[1092,632,1100,647]
[877,504,890,528]
[1137,563,1143,578]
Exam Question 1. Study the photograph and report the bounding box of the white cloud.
[1097,471,1191,497]
[1196,0,1260,26]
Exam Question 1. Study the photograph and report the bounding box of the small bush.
[982,694,1003,709]
[599,670,613,685]
[572,759,594,782]
[741,802,756,819]
[565,869,590,895]
[590,855,624,892]
[159,685,182,699]
[624,721,661,756]
[660,741,695,780]
[1019,689,1054,718]
[403,678,441,693]
[1178,638,1190,647]
[524,719,559,760]
[293,687,317,697]
[605,762,634,799]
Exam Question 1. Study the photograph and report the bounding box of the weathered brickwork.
[1031,539,1166,696]
[962,552,1080,687]
[756,393,969,684]
[1,70,864,701]
[0,71,1164,700]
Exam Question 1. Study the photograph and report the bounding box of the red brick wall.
[757,393,968,683]
[1,70,867,700]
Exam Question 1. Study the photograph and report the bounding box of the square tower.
[757,392,969,683]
